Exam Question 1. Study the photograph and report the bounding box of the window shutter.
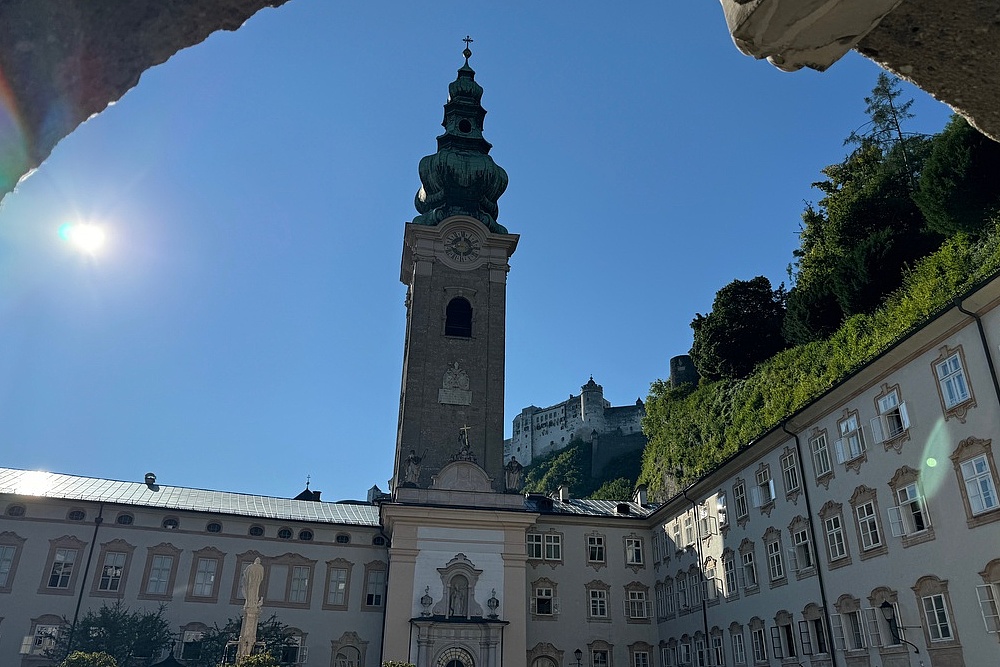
[887,506,905,537]
[750,486,762,508]
[786,547,798,573]
[530,598,537,614]
[899,402,910,429]
[552,597,560,614]
[20,637,33,655]
[869,416,885,445]
[863,608,883,647]
[770,627,783,659]
[299,646,309,663]
[918,495,932,528]
[834,439,846,464]
[977,584,1000,633]
[798,621,813,656]
[830,615,846,651]
[767,478,775,501]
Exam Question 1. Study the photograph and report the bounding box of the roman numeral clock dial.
[444,230,482,263]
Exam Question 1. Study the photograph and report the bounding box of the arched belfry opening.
[445,297,473,337]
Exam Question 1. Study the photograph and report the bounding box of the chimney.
[144,472,156,486]
[557,485,570,502]
[632,483,648,506]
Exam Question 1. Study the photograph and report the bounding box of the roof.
[0,468,380,527]
[524,495,657,518]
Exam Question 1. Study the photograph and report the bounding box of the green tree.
[845,72,919,187]
[590,477,634,501]
[236,655,280,667]
[915,115,1000,236]
[689,276,787,381]
[184,615,295,667]
[46,602,172,667]
[59,652,118,667]
[382,662,417,667]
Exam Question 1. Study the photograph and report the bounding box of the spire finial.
[305,474,311,489]
[462,35,473,62]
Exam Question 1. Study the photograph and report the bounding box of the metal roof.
[0,468,380,526]
[524,495,657,518]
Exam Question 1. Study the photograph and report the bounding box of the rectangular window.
[192,558,217,597]
[695,640,706,667]
[589,589,608,618]
[677,575,689,609]
[835,414,866,463]
[825,516,847,560]
[922,594,953,641]
[961,454,999,514]
[724,555,738,598]
[712,635,724,665]
[289,566,309,603]
[734,482,748,519]
[872,390,910,442]
[633,651,650,667]
[732,633,746,664]
[672,522,682,552]
[627,590,648,619]
[48,548,77,588]
[526,533,543,559]
[753,468,775,507]
[742,552,757,589]
[751,628,767,662]
[793,529,813,570]
[625,538,644,565]
[810,433,832,477]
[856,501,881,550]
[0,545,17,588]
[327,568,348,606]
[665,580,675,614]
[781,452,799,493]
[684,515,694,545]
[766,540,784,581]
[146,555,173,595]
[544,534,562,561]
[27,624,60,655]
[976,583,1000,633]
[888,482,931,536]
[678,643,691,666]
[652,532,661,563]
[717,492,728,528]
[593,650,609,667]
[365,569,386,607]
[936,353,970,408]
[98,551,126,591]
[533,587,554,615]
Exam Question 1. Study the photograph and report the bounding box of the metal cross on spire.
[462,35,473,61]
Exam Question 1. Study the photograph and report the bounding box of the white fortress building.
[505,378,646,466]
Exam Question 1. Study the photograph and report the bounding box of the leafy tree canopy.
[46,602,172,667]
[236,655,281,667]
[689,276,787,381]
[590,477,635,501]
[59,652,118,667]
[183,615,295,667]
[521,437,643,500]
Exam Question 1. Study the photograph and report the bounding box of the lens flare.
[59,222,107,254]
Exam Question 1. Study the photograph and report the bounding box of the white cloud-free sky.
[0,1,953,500]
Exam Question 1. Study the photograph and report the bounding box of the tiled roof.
[0,468,380,526]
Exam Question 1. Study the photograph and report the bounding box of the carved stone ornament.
[439,362,472,405]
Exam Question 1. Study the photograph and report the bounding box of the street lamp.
[574,648,582,667]
[879,601,920,654]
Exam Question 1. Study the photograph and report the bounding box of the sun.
[59,221,107,254]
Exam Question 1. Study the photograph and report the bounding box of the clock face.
[444,230,482,263]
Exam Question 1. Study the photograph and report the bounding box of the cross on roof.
[463,35,474,48]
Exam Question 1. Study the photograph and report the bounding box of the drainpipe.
[66,502,104,658]
[781,423,839,667]
[955,298,1000,409]
[681,486,711,657]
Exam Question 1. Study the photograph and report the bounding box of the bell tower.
[392,41,519,498]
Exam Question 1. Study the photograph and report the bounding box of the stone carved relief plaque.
[439,362,472,405]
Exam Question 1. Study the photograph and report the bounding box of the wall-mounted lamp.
[879,601,920,654]
[574,648,582,667]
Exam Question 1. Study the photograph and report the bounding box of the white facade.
[505,378,645,466]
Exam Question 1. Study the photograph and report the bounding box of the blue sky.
[0,2,954,501]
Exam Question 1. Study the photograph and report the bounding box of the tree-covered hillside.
[521,438,643,500]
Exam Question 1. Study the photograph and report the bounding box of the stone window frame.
[264,552,316,609]
[872,382,912,452]
[703,556,720,606]
[866,585,909,655]
[175,622,209,662]
[762,527,786,588]
[331,631,368,667]
[818,500,852,569]
[628,641,653,667]
[137,542,181,601]
[886,465,936,547]
[779,447,801,503]
[733,478,749,528]
[90,538,137,597]
[114,511,135,526]
[161,516,180,531]
[588,639,613,667]
[67,508,87,522]
[676,569,690,612]
[361,559,387,611]
[5,503,26,517]
[527,528,563,567]
[185,546,226,603]
[801,602,829,657]
[678,634,692,666]
[25,613,64,657]
[738,538,759,595]
[0,531,26,594]
[672,519,683,555]
[729,622,747,665]
[835,408,868,474]
[623,533,645,571]
[530,576,559,620]
[748,616,767,664]
[38,535,88,596]
[808,428,835,489]
[716,490,729,534]
[624,581,651,624]
[849,485,888,559]
[787,516,816,579]
[931,344,977,423]
[441,288,477,339]
[709,626,725,666]
[586,579,611,622]
[977,558,1000,641]
[322,557,353,611]
[912,575,962,650]
[721,548,739,601]
[229,549,267,605]
[950,436,1000,528]
[686,563,703,608]
[663,575,676,617]
[753,462,776,516]
[831,594,868,653]
[772,609,799,661]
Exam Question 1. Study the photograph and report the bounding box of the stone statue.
[449,578,468,617]
[403,449,425,485]
[237,557,265,659]
[451,426,476,462]
[504,456,524,492]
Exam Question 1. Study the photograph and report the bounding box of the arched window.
[335,647,360,667]
[445,298,472,337]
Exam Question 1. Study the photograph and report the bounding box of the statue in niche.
[505,456,524,492]
[403,449,425,485]
[450,425,476,462]
[449,576,468,617]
